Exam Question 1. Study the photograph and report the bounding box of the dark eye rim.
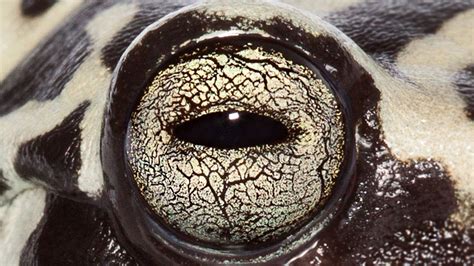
[101,4,362,264]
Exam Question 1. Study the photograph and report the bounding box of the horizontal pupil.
[172,111,289,149]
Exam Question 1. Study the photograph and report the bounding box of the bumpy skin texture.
[128,45,344,245]
[0,0,473,265]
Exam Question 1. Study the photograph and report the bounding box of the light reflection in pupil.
[228,112,239,120]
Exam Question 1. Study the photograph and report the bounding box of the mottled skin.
[0,0,473,265]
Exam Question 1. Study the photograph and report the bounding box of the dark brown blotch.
[14,101,90,199]
[454,64,474,120]
[0,170,10,195]
[21,0,56,17]
[20,194,139,265]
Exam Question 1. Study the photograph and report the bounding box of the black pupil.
[173,111,289,149]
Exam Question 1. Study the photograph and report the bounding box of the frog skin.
[0,0,473,265]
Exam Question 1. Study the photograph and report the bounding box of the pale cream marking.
[0,188,46,266]
[280,0,363,16]
[0,3,137,201]
[385,9,474,194]
[78,3,138,196]
[0,0,83,81]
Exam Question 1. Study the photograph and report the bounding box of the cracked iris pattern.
[127,44,345,245]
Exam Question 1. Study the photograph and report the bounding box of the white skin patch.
[0,188,46,266]
[386,9,474,195]
[0,3,138,202]
[77,3,139,196]
[0,0,83,80]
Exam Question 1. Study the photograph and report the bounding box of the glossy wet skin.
[0,0,473,265]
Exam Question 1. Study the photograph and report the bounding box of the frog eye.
[127,39,346,246]
[102,2,356,263]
